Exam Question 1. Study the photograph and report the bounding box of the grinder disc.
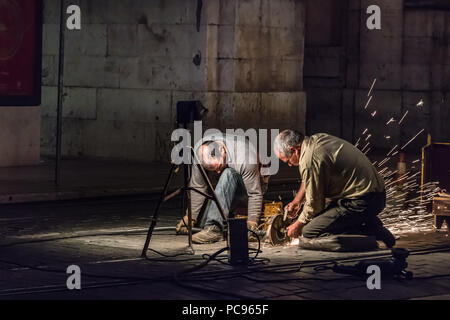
[267,213,291,246]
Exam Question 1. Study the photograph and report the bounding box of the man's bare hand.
[287,220,305,238]
[285,201,301,219]
[247,220,258,231]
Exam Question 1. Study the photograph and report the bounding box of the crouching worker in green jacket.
[273,130,395,249]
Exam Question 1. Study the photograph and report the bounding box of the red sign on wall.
[0,0,42,106]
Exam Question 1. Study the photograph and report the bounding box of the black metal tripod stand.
[141,148,227,257]
[141,100,228,257]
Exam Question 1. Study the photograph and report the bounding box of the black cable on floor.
[173,246,258,300]
[144,248,204,263]
[411,274,450,280]
[0,257,169,283]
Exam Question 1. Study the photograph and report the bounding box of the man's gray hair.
[274,130,304,157]
[198,140,222,169]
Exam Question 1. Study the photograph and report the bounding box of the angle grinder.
[266,206,295,245]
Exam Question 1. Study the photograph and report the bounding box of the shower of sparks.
[407,171,421,180]
[386,117,395,125]
[368,78,377,97]
[386,144,398,157]
[364,96,373,109]
[401,129,425,150]
[379,181,439,234]
[385,172,411,188]
[364,148,371,155]
[398,110,409,125]
[371,111,377,117]
[354,88,439,235]
[378,157,390,167]
[361,142,370,153]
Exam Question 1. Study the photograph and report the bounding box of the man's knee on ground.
[301,224,318,239]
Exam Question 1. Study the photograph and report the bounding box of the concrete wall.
[304,0,450,153]
[41,0,307,162]
[0,107,40,167]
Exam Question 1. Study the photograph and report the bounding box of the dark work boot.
[366,217,396,248]
[373,225,396,248]
[192,225,223,244]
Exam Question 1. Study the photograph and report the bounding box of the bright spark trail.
[398,110,409,125]
[401,129,425,150]
[364,96,373,109]
[368,78,377,97]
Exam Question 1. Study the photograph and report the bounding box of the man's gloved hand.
[247,220,259,242]
[175,215,196,235]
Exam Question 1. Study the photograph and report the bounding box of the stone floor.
[0,195,449,300]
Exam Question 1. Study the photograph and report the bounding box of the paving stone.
[259,285,293,297]
[297,291,342,300]
[268,282,303,291]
